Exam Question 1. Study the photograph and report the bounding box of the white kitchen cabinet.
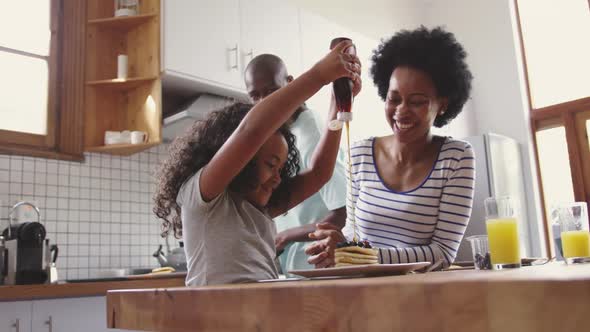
[161,0,383,124]
[0,301,32,332]
[163,0,302,98]
[239,0,302,77]
[163,0,243,90]
[31,297,130,332]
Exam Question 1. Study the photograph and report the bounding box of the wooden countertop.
[107,263,590,332]
[0,274,186,301]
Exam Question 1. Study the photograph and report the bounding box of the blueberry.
[474,252,493,270]
[474,253,485,269]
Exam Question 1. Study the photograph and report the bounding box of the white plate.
[289,262,431,278]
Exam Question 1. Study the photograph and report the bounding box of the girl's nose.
[272,169,281,185]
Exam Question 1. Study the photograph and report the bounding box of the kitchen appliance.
[455,133,531,261]
[162,93,233,142]
[0,236,7,285]
[45,239,59,284]
[2,201,48,285]
[3,222,47,285]
[153,239,187,271]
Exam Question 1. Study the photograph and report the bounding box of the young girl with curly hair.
[153,40,361,285]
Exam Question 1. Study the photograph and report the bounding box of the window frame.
[0,0,85,161]
[514,0,590,256]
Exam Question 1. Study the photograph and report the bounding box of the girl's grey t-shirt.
[176,168,279,286]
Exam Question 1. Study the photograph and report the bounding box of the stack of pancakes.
[334,242,379,267]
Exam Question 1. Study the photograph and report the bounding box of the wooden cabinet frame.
[0,0,86,161]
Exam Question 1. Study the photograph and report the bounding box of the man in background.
[244,54,347,273]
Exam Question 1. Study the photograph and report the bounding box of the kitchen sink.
[96,268,153,277]
[65,268,154,283]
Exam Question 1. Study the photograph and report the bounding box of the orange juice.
[561,230,590,258]
[486,218,520,266]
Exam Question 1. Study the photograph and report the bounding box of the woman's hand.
[305,222,346,268]
[311,40,361,87]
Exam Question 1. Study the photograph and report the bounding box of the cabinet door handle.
[229,44,239,70]
[44,316,53,332]
[11,318,19,332]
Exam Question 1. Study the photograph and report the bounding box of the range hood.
[163,94,233,142]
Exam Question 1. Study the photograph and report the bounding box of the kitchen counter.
[0,273,186,301]
[107,263,590,332]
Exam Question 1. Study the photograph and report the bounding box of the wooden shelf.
[86,142,160,156]
[85,0,162,156]
[88,13,156,31]
[86,76,158,91]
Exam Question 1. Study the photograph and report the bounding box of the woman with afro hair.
[307,26,475,269]
[153,40,361,285]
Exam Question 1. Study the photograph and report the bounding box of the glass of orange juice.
[485,196,521,269]
[552,202,590,264]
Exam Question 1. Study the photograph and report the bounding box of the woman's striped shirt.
[342,136,475,267]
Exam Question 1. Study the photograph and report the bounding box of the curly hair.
[370,26,473,127]
[153,102,300,238]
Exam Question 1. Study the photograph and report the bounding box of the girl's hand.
[311,40,361,86]
[305,223,346,268]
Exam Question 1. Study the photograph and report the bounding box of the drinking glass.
[485,196,521,269]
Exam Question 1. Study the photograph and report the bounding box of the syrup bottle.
[330,37,356,121]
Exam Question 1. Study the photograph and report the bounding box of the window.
[0,1,56,144]
[0,0,85,161]
[535,126,575,218]
[515,0,590,254]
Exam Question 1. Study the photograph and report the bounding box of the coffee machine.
[2,202,48,285]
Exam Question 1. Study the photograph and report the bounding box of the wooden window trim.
[530,97,590,122]
[563,112,588,202]
[575,110,590,204]
[515,0,590,256]
[0,0,85,162]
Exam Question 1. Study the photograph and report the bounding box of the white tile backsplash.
[0,145,177,280]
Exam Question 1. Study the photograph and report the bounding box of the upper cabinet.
[162,0,301,98]
[159,1,384,144]
[163,0,242,92]
[84,0,162,156]
[239,0,302,77]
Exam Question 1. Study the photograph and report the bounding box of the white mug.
[130,131,148,144]
[104,131,120,145]
[120,130,132,144]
